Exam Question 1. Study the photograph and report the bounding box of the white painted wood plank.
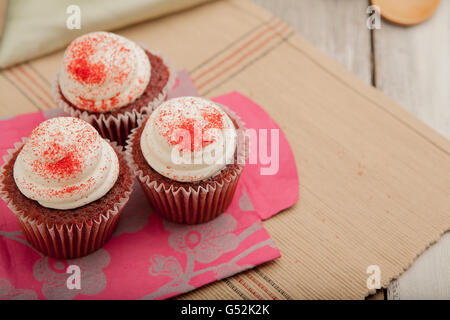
[388,233,450,300]
[373,1,450,300]
[373,1,450,140]
[253,0,373,85]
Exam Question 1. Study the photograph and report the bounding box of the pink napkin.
[0,72,298,300]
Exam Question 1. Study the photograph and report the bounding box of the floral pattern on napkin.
[0,73,298,300]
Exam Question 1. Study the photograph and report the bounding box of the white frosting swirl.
[140,97,237,183]
[59,31,151,113]
[13,117,119,210]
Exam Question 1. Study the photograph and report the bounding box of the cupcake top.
[140,97,237,183]
[59,31,151,113]
[13,117,119,210]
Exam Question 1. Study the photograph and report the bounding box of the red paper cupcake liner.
[0,140,133,259]
[52,49,176,146]
[125,104,248,225]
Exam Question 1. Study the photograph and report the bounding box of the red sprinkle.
[45,153,81,178]
[63,32,142,113]
[158,103,224,152]
[22,118,100,197]
[66,35,107,86]
[68,58,106,85]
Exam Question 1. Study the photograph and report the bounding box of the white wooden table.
[253,0,450,300]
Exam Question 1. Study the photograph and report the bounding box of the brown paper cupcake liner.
[0,139,133,259]
[125,103,248,225]
[52,49,176,146]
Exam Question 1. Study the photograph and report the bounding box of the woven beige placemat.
[0,0,449,299]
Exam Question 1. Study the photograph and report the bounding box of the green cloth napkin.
[0,0,214,68]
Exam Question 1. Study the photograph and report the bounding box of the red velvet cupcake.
[52,31,175,146]
[0,117,133,258]
[126,97,248,225]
